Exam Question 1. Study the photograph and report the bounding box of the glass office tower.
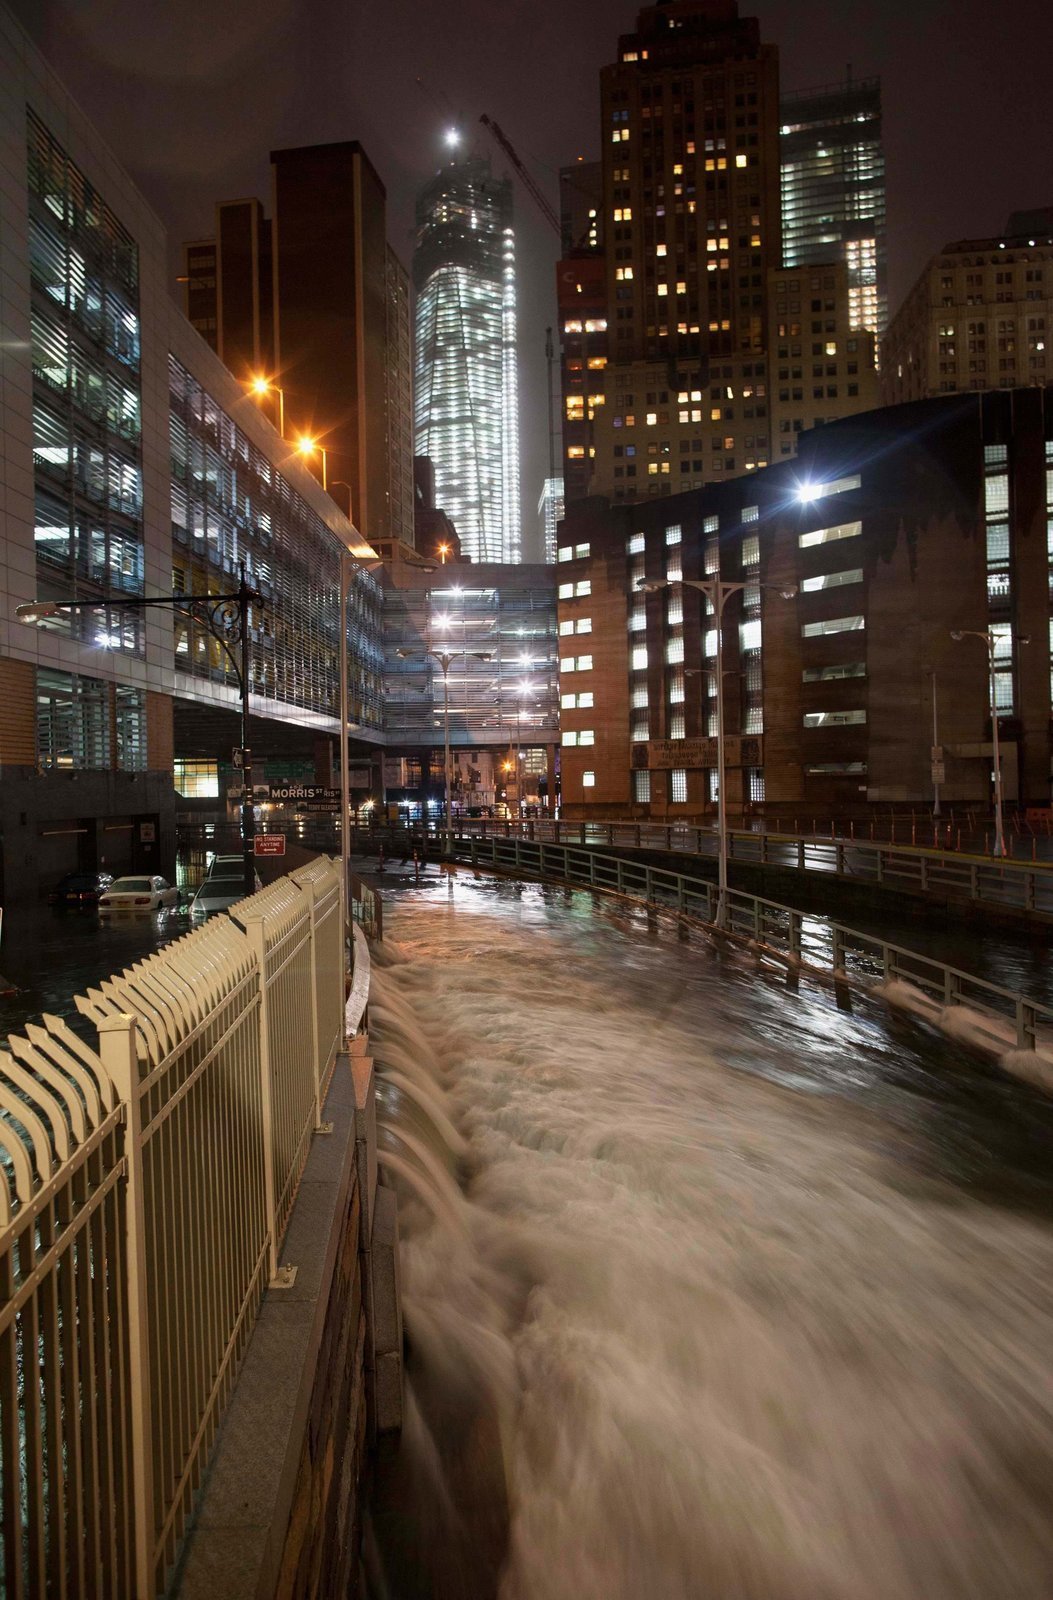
[413,155,521,564]
[780,77,887,337]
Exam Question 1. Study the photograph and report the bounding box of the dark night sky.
[11,0,1053,557]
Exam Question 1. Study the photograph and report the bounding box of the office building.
[780,76,887,337]
[413,154,521,564]
[574,4,880,508]
[882,212,1053,404]
[381,555,559,813]
[182,197,274,381]
[768,261,879,458]
[386,245,415,551]
[180,146,415,548]
[556,389,1053,818]
[538,477,565,566]
[2,12,383,901]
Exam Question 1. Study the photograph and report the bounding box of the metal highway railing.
[347,817,1053,920]
[455,833,1052,1057]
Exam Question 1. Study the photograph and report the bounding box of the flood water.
[365,866,1053,1600]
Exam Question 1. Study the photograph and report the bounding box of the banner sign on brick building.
[634,736,763,771]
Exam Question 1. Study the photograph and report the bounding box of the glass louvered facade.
[169,357,384,732]
[413,156,521,564]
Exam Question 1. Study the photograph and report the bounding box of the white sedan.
[98,875,180,912]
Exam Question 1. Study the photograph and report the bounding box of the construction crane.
[479,114,560,238]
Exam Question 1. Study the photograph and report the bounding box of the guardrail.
[348,817,1053,921]
[458,834,1052,1056]
[0,856,346,1598]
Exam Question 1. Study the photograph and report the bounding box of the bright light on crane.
[444,127,461,149]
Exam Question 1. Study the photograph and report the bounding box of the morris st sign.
[632,737,764,771]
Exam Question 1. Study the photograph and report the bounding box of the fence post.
[788,910,801,961]
[832,925,844,974]
[298,874,324,1129]
[97,1012,156,1600]
[616,859,625,894]
[243,918,280,1285]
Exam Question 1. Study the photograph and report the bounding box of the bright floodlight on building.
[795,481,820,503]
[444,128,461,149]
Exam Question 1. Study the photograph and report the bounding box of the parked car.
[98,875,180,913]
[206,852,245,878]
[48,870,114,906]
[190,873,260,920]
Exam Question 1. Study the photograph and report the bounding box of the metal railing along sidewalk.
[358,817,1053,921]
[458,834,1052,1058]
[0,856,346,1598]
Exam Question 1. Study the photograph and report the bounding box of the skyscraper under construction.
[413,153,521,563]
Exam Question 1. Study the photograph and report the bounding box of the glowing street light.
[247,374,285,437]
[295,435,328,490]
[437,542,451,564]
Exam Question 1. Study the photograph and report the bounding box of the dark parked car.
[48,870,114,906]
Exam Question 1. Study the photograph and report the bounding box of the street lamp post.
[248,375,285,438]
[639,575,796,927]
[17,568,262,898]
[295,436,328,490]
[397,647,492,855]
[949,627,1029,858]
[330,479,355,521]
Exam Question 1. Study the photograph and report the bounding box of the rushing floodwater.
[364,867,1053,1600]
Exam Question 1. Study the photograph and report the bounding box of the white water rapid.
[364,870,1053,1600]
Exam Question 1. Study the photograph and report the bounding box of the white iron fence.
[0,856,346,1598]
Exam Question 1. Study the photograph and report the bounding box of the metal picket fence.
[0,856,345,1598]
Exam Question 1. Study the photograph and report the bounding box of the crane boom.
[479,114,560,237]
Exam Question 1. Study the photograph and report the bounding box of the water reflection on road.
[0,901,192,1037]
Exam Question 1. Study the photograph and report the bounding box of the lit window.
[579,730,595,746]
[575,543,591,559]
[801,569,863,592]
[803,710,867,727]
[735,154,748,168]
[656,243,667,257]
[576,617,592,634]
[798,521,862,548]
[583,771,596,787]
[801,615,865,637]
[632,645,649,671]
[670,769,688,802]
[633,770,651,803]
[575,580,591,597]
[559,620,574,636]
[558,545,574,562]
[576,654,593,671]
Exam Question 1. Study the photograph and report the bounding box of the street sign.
[254,834,286,857]
[931,763,946,785]
[930,745,943,763]
[232,748,244,770]
[265,782,340,807]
